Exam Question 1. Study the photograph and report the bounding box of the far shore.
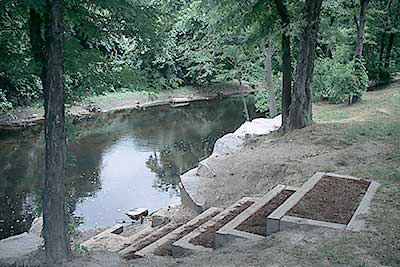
[0,81,255,130]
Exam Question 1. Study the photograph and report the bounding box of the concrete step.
[81,224,129,252]
[215,185,297,246]
[171,197,258,257]
[134,207,223,258]
[119,221,183,259]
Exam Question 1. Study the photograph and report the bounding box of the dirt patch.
[154,212,220,256]
[189,200,254,248]
[236,190,295,236]
[288,176,370,224]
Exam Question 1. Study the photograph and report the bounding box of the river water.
[0,96,259,240]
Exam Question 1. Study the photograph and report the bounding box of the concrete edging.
[266,172,380,235]
[171,197,259,257]
[214,185,289,246]
[134,207,222,258]
[266,172,326,235]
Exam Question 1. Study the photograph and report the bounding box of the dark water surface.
[0,96,259,240]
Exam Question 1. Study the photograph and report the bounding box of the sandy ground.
[8,81,400,266]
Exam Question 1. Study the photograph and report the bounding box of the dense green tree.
[1,0,399,125]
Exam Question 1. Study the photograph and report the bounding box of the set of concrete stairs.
[81,172,378,260]
[82,184,296,260]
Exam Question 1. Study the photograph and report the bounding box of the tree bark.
[384,32,395,68]
[42,0,71,265]
[273,0,292,130]
[29,9,45,65]
[288,0,323,130]
[262,39,277,118]
[239,80,250,121]
[355,0,369,59]
[378,0,393,69]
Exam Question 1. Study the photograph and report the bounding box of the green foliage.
[254,91,270,114]
[353,58,369,98]
[0,0,399,110]
[0,88,12,112]
[254,75,281,114]
[313,57,368,103]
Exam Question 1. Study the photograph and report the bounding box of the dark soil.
[154,211,221,256]
[235,190,295,236]
[189,200,255,248]
[124,222,182,259]
[287,176,370,224]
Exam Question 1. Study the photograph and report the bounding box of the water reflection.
[0,96,260,239]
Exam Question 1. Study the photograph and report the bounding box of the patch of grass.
[314,109,351,123]
[366,184,400,266]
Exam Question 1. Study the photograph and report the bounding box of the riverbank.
[0,81,254,129]
[80,79,398,266]
[2,81,399,266]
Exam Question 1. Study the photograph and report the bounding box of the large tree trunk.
[288,0,323,130]
[384,32,395,68]
[355,0,369,59]
[262,39,277,118]
[29,9,45,65]
[273,0,292,130]
[42,0,71,265]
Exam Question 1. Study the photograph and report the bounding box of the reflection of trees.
[144,96,259,192]
[0,127,104,239]
[146,149,180,192]
[0,96,260,239]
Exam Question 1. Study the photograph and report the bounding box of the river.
[0,96,260,240]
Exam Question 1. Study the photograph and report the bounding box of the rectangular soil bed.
[189,200,254,248]
[287,176,370,224]
[235,190,295,236]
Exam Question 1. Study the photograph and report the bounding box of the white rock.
[126,208,148,220]
[213,133,244,155]
[197,157,217,178]
[29,217,43,237]
[234,115,281,137]
[0,232,43,266]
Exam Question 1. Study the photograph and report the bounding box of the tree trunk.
[29,9,45,65]
[355,0,369,59]
[288,0,323,130]
[42,0,71,265]
[378,32,386,67]
[273,0,292,130]
[384,32,395,68]
[262,39,277,118]
[239,80,250,121]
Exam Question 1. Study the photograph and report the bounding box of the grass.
[291,81,400,266]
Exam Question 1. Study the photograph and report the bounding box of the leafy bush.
[0,88,12,112]
[313,57,368,103]
[254,76,282,115]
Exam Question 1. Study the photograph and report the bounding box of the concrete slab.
[179,168,208,213]
[280,215,347,231]
[346,181,380,231]
[81,224,129,252]
[135,207,222,258]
